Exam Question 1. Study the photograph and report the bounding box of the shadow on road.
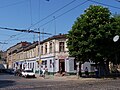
[0,80,16,88]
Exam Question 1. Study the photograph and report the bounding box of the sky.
[0,0,120,51]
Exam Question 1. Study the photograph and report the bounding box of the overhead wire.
[37,0,88,29]
[0,0,30,50]
[88,0,120,10]
[115,0,120,2]
[1,33,22,50]
[0,0,88,48]
[27,0,77,29]
[0,0,78,48]
[0,0,88,50]
[0,0,29,9]
[0,33,14,36]
[33,0,120,29]
[1,0,120,51]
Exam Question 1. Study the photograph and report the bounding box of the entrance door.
[59,59,65,74]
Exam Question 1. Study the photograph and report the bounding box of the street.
[0,73,120,90]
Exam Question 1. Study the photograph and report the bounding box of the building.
[6,34,76,75]
[0,51,7,64]
[0,51,7,70]
[6,41,31,69]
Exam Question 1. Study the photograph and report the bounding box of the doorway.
[59,59,65,74]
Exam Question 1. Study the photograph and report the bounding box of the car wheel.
[33,75,35,78]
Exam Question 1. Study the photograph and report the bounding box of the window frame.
[59,42,65,52]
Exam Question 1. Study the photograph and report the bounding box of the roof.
[6,41,31,51]
[7,34,67,53]
[22,34,67,51]
[41,34,67,44]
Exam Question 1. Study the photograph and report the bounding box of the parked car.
[21,69,35,78]
[5,69,15,74]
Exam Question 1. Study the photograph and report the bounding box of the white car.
[21,70,35,78]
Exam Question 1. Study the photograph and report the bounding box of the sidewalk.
[35,74,99,81]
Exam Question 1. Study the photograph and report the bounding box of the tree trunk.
[79,62,82,77]
[105,60,110,76]
[99,61,105,77]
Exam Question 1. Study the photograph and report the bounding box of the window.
[41,45,43,54]
[33,63,34,68]
[50,60,52,68]
[59,42,65,52]
[45,44,47,54]
[42,60,47,66]
[30,63,32,68]
[49,42,52,53]
[28,63,29,69]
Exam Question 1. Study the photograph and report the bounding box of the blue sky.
[0,0,120,51]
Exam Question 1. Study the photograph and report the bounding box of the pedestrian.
[39,66,43,76]
[42,68,46,78]
[85,67,89,77]
[45,66,48,75]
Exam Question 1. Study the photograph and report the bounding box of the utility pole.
[0,27,51,73]
[38,28,41,76]
[53,16,56,75]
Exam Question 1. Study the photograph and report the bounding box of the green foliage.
[67,5,120,63]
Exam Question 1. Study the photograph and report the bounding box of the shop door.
[59,59,65,73]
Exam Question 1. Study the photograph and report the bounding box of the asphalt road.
[0,73,120,90]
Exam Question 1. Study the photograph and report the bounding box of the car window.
[25,70,33,72]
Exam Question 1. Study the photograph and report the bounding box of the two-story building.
[7,34,76,75]
[7,41,31,69]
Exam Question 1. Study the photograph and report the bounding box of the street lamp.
[113,35,119,42]
[113,35,119,77]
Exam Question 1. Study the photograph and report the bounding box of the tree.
[67,5,120,76]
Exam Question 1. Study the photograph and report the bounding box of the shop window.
[30,63,32,68]
[33,63,34,68]
[42,60,47,66]
[50,60,52,68]
[45,60,47,66]
[28,63,29,68]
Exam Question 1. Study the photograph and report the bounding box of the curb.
[35,74,101,81]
